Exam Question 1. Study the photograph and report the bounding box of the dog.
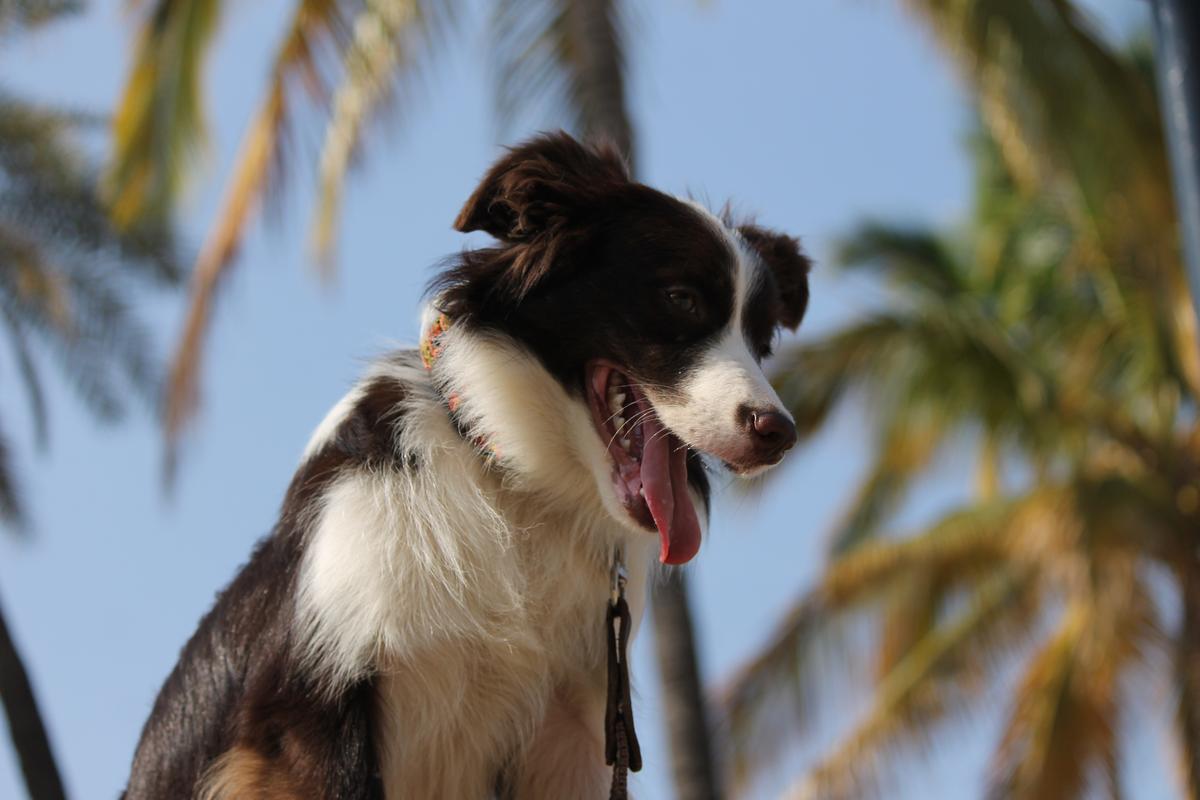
[124,132,811,799]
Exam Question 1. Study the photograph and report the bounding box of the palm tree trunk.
[564,0,634,168]
[1179,561,1200,800]
[565,1,722,796]
[651,570,722,800]
[1149,0,1200,326]
[0,591,66,800]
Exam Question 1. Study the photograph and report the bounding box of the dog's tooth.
[620,437,632,451]
[614,414,626,429]
[614,392,626,406]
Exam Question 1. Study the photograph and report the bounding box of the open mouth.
[586,361,702,565]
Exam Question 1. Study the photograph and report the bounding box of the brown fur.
[199,748,305,800]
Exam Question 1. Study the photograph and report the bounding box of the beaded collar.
[419,312,499,459]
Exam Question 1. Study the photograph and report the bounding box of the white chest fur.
[371,500,651,799]
[293,360,654,798]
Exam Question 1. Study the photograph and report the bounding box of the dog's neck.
[421,306,622,517]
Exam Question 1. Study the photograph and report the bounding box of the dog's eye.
[663,286,701,317]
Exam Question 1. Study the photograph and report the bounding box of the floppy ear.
[454,131,629,243]
[738,224,813,330]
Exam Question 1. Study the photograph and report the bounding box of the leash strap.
[605,549,641,800]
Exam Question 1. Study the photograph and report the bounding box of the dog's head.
[434,132,811,564]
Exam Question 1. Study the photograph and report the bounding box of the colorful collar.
[419,312,499,458]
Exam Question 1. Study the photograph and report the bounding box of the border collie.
[124,132,811,799]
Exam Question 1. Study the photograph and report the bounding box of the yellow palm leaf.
[311,0,429,264]
[987,564,1157,800]
[163,0,346,459]
[786,572,1035,800]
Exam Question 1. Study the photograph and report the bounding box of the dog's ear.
[738,224,813,330]
[455,132,629,243]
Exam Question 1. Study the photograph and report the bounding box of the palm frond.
[312,0,456,263]
[873,570,942,683]
[0,419,25,530]
[986,568,1155,800]
[106,0,224,226]
[0,96,182,284]
[903,0,1168,241]
[0,306,47,447]
[163,0,349,459]
[976,429,1002,500]
[901,0,1200,398]
[0,217,164,422]
[987,609,1090,800]
[787,571,1035,800]
[719,495,1030,788]
[9,270,156,420]
[491,0,632,160]
[0,95,182,428]
[827,401,947,555]
[774,314,918,438]
[0,0,80,31]
[776,300,1047,452]
[834,222,965,300]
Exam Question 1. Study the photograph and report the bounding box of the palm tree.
[107,1,721,797]
[721,3,1200,798]
[0,5,183,798]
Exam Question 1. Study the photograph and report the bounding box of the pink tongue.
[640,413,701,565]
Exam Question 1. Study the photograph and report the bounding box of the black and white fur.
[124,133,811,799]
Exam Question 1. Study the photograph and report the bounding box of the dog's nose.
[746,408,798,462]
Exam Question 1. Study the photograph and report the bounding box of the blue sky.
[0,1,1174,798]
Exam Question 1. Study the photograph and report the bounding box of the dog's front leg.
[508,680,616,799]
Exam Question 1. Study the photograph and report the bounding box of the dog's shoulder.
[125,530,306,798]
[126,350,435,799]
[298,348,435,477]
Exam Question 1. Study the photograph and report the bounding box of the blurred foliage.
[105,0,633,462]
[0,1,81,33]
[0,4,183,799]
[0,9,183,530]
[722,2,1200,799]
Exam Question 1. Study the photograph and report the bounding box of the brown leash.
[605,548,641,800]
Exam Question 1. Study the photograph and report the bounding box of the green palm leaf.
[106,0,224,227]
[834,223,965,300]
[900,0,1200,398]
